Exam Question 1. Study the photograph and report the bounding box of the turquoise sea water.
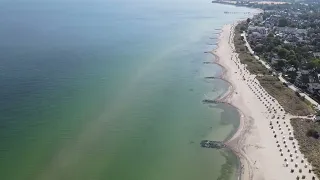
[0,0,256,179]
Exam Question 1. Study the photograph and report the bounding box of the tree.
[275,60,286,69]
[287,71,297,83]
[309,58,320,71]
[278,18,288,27]
[254,44,264,53]
[246,18,251,24]
[278,48,289,59]
[306,129,320,139]
[267,33,274,38]
[267,44,275,52]
[288,59,299,69]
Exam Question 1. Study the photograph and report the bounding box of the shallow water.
[0,0,256,179]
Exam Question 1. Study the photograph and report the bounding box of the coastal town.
[247,3,320,106]
[217,2,320,112]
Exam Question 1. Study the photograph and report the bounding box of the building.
[248,26,267,35]
[307,83,320,94]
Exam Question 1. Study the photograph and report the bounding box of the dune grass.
[291,118,320,177]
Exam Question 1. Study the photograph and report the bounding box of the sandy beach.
[212,24,319,180]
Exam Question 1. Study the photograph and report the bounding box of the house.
[296,29,307,36]
[307,83,320,94]
[284,66,296,73]
[271,58,280,65]
[314,116,320,121]
[313,52,320,58]
[276,27,297,34]
[248,26,267,35]
[271,58,286,65]
[248,32,264,40]
[295,70,311,87]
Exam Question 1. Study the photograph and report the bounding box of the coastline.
[211,22,319,180]
[208,25,248,179]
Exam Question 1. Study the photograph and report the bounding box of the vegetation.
[234,23,269,75]
[306,129,320,139]
[245,3,320,92]
[291,118,320,177]
[257,76,314,116]
[234,22,314,116]
[278,18,288,27]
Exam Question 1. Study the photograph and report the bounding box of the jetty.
[202,99,215,104]
[200,140,225,149]
[205,76,216,79]
[224,11,251,14]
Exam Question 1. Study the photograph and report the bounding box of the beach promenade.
[212,24,318,180]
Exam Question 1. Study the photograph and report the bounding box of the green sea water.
[0,0,256,179]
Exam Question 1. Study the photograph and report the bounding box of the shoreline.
[206,22,249,180]
[210,21,318,180]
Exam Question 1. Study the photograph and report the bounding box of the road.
[241,32,320,111]
[241,32,272,70]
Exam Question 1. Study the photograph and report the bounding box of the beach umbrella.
[301,158,304,163]
[295,163,298,167]
[305,164,308,168]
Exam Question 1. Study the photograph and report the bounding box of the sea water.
[0,0,256,179]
